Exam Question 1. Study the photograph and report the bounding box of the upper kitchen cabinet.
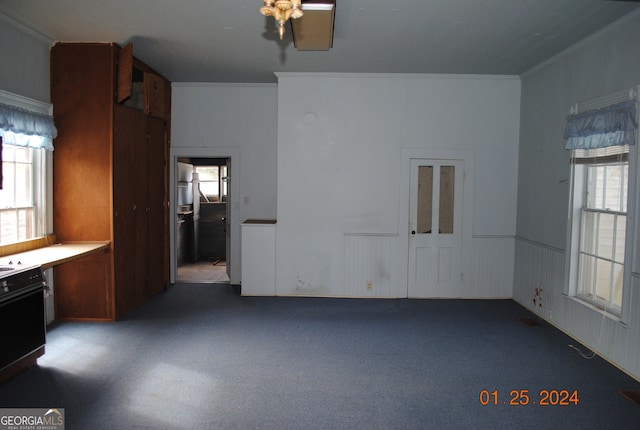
[51,42,171,321]
[117,42,170,120]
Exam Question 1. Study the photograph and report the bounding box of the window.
[0,143,47,244]
[195,165,227,202]
[0,93,56,246]
[565,95,638,318]
[416,165,456,234]
[572,147,629,313]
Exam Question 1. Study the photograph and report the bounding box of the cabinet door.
[117,42,133,104]
[113,105,147,317]
[146,116,168,296]
[54,252,112,320]
[134,111,150,308]
[144,72,167,119]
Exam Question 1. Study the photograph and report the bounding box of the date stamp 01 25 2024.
[479,389,579,406]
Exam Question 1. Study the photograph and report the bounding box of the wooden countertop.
[0,241,110,269]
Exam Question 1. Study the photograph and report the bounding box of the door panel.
[134,110,148,308]
[415,247,434,282]
[117,42,133,104]
[146,116,168,296]
[144,72,167,119]
[408,159,463,298]
[225,158,231,280]
[113,105,145,315]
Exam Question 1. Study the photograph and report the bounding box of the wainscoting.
[469,235,514,298]
[343,234,515,299]
[514,237,640,381]
[344,234,401,297]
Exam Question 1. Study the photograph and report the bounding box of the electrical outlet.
[366,281,373,291]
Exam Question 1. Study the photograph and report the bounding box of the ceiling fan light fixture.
[260,0,275,16]
[291,8,304,19]
[275,0,292,10]
[260,0,304,40]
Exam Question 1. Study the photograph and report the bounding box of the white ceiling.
[1,0,639,83]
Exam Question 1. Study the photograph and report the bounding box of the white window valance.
[0,101,57,151]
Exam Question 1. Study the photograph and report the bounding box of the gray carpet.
[1,283,639,429]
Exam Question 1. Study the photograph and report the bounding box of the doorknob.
[411,230,416,235]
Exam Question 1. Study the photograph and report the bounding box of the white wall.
[515,10,640,380]
[170,83,278,283]
[0,16,56,321]
[276,73,520,298]
[0,16,50,102]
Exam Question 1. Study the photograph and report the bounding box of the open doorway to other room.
[176,157,230,283]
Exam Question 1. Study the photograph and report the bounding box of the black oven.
[0,265,46,373]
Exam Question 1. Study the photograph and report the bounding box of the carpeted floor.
[1,283,639,429]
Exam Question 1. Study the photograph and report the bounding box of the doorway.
[170,148,239,284]
[176,158,230,283]
[408,159,464,297]
[399,148,473,299]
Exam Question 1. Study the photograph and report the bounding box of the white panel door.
[408,159,464,298]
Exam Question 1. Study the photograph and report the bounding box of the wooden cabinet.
[51,42,170,320]
[117,42,171,120]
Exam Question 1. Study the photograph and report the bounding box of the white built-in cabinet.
[241,220,276,296]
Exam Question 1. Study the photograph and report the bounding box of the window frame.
[195,164,227,202]
[572,154,629,314]
[564,90,639,325]
[0,90,53,246]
